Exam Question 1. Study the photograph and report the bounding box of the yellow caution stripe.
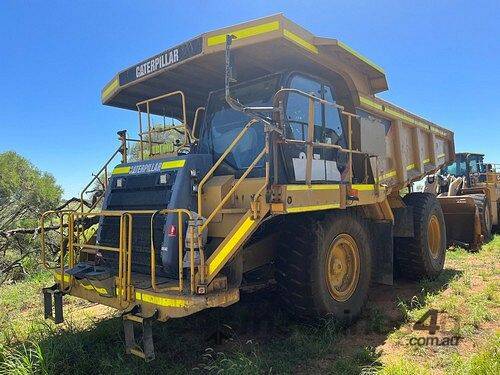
[283,29,318,54]
[102,77,119,101]
[375,170,397,182]
[423,158,431,164]
[359,96,384,111]
[406,163,416,171]
[56,272,190,309]
[207,21,280,46]
[352,184,379,191]
[54,272,71,283]
[286,184,340,191]
[208,216,254,275]
[112,166,131,175]
[430,126,447,137]
[287,203,340,213]
[79,282,109,295]
[359,96,449,137]
[337,41,384,73]
[437,153,446,159]
[135,291,188,308]
[161,159,186,169]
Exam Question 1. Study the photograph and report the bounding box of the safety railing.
[197,118,270,232]
[41,210,135,305]
[41,207,205,300]
[272,88,378,188]
[77,146,124,213]
[136,90,192,160]
[40,210,75,291]
[191,106,206,141]
[70,211,135,304]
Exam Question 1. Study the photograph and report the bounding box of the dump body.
[356,97,454,191]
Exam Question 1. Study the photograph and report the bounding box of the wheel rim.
[325,234,360,302]
[428,214,441,259]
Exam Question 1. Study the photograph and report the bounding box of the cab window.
[285,74,344,146]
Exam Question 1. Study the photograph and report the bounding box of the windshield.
[441,154,485,177]
[442,161,467,177]
[199,75,281,173]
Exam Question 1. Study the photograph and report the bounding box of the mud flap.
[370,220,393,285]
[42,284,64,324]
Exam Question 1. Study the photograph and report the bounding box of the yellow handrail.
[191,106,205,141]
[42,205,206,299]
[136,90,191,160]
[78,146,122,213]
[199,146,267,234]
[197,118,259,216]
[40,210,75,290]
[273,87,365,186]
[67,211,133,304]
[150,208,199,294]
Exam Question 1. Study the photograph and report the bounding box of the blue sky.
[0,1,498,198]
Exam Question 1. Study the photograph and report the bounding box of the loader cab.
[441,153,485,186]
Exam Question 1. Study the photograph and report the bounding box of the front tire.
[276,210,372,324]
[472,194,492,243]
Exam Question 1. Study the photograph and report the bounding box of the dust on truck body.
[41,14,455,360]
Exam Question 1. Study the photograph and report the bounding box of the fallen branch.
[0,215,99,239]
[0,224,66,239]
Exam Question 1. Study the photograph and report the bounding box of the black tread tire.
[470,194,492,243]
[275,210,372,324]
[394,193,446,280]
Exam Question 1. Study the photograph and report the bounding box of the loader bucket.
[437,196,483,249]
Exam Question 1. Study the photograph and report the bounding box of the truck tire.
[471,194,492,242]
[276,210,372,324]
[395,193,446,280]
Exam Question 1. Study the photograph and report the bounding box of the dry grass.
[0,236,498,374]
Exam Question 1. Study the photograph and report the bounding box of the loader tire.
[395,193,446,280]
[471,194,492,243]
[276,210,372,324]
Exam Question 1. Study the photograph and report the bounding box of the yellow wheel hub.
[428,214,441,259]
[325,234,360,302]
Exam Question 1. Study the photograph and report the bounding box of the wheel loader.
[423,152,499,249]
[41,14,455,360]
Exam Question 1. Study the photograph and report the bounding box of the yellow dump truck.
[41,14,455,360]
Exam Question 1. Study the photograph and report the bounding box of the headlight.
[159,174,169,184]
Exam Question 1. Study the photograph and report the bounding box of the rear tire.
[394,193,446,280]
[276,210,372,324]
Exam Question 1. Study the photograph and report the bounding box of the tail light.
[167,224,177,237]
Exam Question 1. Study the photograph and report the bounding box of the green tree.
[0,151,63,282]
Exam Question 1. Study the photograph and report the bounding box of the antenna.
[224,34,275,122]
[224,34,240,111]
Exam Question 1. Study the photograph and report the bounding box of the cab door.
[280,74,347,184]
